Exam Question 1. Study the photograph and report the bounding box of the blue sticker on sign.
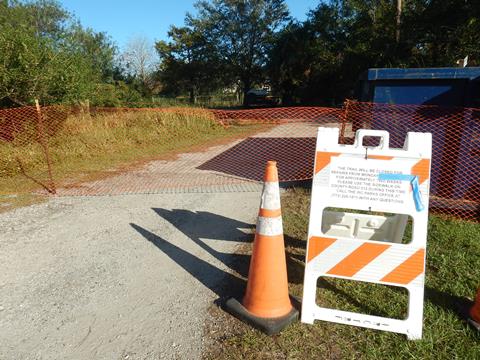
[378,173,424,211]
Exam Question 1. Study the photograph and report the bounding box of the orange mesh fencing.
[343,100,479,220]
[211,106,342,125]
[0,101,478,221]
[0,104,71,194]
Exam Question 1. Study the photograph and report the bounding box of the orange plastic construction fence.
[342,100,479,221]
[0,101,478,221]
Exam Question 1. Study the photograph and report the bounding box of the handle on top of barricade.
[355,129,390,150]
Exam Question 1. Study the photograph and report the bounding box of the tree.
[268,1,353,105]
[191,0,289,105]
[400,0,480,67]
[267,22,314,105]
[69,26,118,82]
[0,0,92,105]
[268,0,480,105]
[0,0,118,106]
[122,35,157,96]
[156,25,226,103]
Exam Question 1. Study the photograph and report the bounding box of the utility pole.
[396,0,402,43]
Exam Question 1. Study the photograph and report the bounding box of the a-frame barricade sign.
[302,128,432,340]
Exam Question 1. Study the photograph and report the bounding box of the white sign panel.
[302,128,432,340]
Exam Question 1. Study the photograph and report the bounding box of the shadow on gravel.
[130,209,255,301]
[152,208,253,278]
[130,223,247,300]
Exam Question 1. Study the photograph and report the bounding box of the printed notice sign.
[329,157,410,206]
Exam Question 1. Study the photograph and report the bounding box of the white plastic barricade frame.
[302,128,432,340]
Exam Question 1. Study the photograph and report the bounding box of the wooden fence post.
[35,99,56,194]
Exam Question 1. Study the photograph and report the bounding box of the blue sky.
[60,0,318,50]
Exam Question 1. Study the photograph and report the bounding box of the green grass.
[204,188,480,359]
[0,109,266,200]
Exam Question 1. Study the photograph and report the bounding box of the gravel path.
[0,192,261,359]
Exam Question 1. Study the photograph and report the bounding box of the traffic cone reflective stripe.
[243,161,293,318]
[258,207,282,218]
[256,215,283,236]
[259,182,281,212]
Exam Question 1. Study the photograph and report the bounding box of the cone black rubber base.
[224,297,299,335]
[459,301,480,332]
[468,317,480,332]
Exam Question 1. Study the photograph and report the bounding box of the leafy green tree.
[190,0,290,105]
[156,25,227,103]
[267,22,313,105]
[268,2,349,105]
[269,0,480,105]
[400,0,480,67]
[0,0,117,106]
[69,26,118,82]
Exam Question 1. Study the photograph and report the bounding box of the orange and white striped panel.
[307,237,425,287]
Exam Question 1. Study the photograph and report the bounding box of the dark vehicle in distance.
[245,88,281,107]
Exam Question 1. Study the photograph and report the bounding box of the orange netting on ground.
[0,101,478,220]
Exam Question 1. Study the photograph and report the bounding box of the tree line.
[0,0,152,107]
[1,0,478,108]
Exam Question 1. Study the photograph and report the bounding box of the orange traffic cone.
[225,161,298,335]
[469,288,480,330]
